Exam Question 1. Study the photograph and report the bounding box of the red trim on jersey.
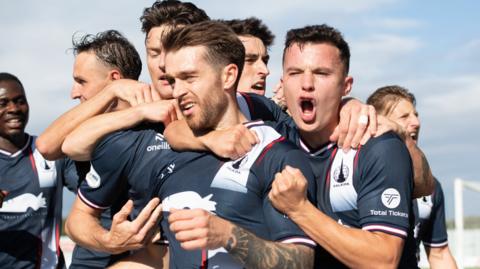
[353,145,362,171]
[325,147,338,188]
[239,92,254,115]
[255,136,286,165]
[201,249,208,269]
[28,147,37,175]
[56,222,61,257]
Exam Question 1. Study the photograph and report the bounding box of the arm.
[62,100,176,161]
[36,86,119,160]
[65,196,162,254]
[269,166,403,269]
[164,120,258,159]
[376,116,434,197]
[405,136,434,198]
[168,208,313,269]
[425,245,458,269]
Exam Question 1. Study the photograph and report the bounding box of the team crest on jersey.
[381,188,401,209]
[147,133,170,152]
[333,159,349,183]
[231,155,248,170]
[85,165,101,189]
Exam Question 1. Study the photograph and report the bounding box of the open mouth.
[251,81,265,92]
[409,132,418,141]
[179,100,195,117]
[299,98,316,123]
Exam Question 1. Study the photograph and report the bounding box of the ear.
[342,75,353,97]
[222,64,239,91]
[109,69,122,81]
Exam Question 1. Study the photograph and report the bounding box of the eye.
[0,99,7,107]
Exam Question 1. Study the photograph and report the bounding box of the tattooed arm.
[168,208,314,269]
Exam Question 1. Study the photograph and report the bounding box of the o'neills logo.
[147,133,170,152]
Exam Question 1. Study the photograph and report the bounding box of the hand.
[202,124,259,160]
[139,100,178,126]
[108,79,161,106]
[269,165,308,216]
[271,82,287,111]
[168,208,232,250]
[330,98,377,151]
[101,198,163,254]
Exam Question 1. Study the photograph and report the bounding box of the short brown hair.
[140,0,209,34]
[367,85,416,116]
[283,24,350,75]
[222,17,274,49]
[163,21,245,86]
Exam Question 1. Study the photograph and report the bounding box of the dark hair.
[163,21,245,86]
[283,24,350,74]
[0,72,23,89]
[72,30,142,80]
[140,0,209,34]
[222,17,274,49]
[367,85,416,116]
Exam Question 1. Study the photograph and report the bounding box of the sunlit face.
[146,25,174,99]
[165,46,227,134]
[282,43,351,140]
[71,51,112,102]
[0,80,29,140]
[387,99,420,143]
[236,35,269,96]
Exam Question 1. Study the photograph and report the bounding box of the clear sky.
[1,0,479,219]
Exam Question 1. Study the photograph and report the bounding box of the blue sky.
[1,0,479,219]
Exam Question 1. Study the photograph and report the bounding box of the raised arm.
[168,208,313,269]
[62,100,176,161]
[65,196,162,254]
[36,79,155,160]
[36,86,118,160]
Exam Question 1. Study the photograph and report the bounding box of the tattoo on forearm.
[225,226,313,269]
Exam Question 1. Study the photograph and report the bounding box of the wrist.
[288,199,314,222]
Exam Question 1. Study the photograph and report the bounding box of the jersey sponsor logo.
[162,191,217,212]
[85,165,101,189]
[160,163,176,179]
[147,133,170,152]
[0,192,47,213]
[381,188,401,209]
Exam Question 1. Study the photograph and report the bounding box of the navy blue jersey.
[78,124,181,220]
[0,135,78,269]
[413,178,448,259]
[274,124,418,268]
[156,121,316,268]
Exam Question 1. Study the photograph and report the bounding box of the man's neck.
[0,133,28,154]
[214,94,248,130]
[298,120,338,151]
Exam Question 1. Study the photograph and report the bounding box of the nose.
[6,100,20,112]
[70,83,81,100]
[410,114,420,129]
[256,60,270,77]
[172,80,187,100]
[301,72,314,92]
[159,51,166,74]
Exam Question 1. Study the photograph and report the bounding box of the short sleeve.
[78,131,136,210]
[357,134,413,239]
[260,143,317,247]
[421,180,448,247]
